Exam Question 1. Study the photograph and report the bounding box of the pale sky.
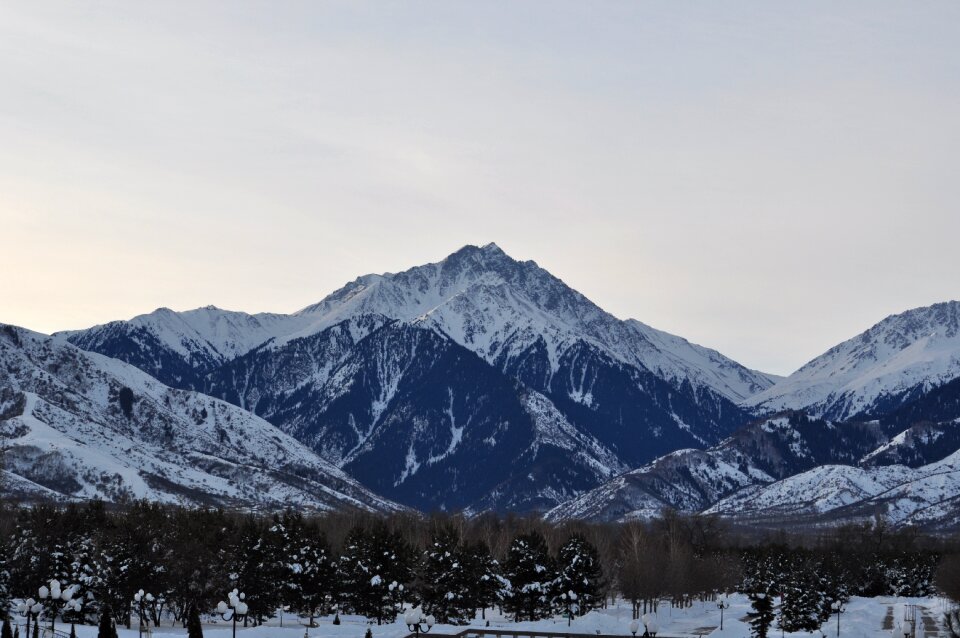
[2,2,959,376]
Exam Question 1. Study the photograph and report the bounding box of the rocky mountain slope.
[58,244,777,512]
[49,248,960,523]
[292,243,779,402]
[704,450,960,531]
[745,301,960,421]
[0,324,399,513]
[549,368,960,529]
[544,412,885,522]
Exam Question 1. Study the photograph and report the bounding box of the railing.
[35,627,71,638]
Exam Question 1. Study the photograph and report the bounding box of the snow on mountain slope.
[545,412,887,522]
[705,464,908,518]
[705,449,960,530]
[55,243,778,513]
[58,306,313,389]
[200,311,755,512]
[61,244,776,406]
[861,420,960,469]
[544,447,765,522]
[293,243,777,402]
[745,301,960,420]
[206,319,635,512]
[0,324,399,512]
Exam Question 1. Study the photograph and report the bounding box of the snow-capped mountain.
[860,375,960,468]
[0,324,399,513]
[292,243,778,402]
[706,369,960,530]
[61,244,777,403]
[59,306,312,389]
[549,366,960,529]
[201,316,740,512]
[704,451,960,531]
[745,301,960,421]
[544,412,886,522]
[58,243,779,512]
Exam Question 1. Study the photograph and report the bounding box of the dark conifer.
[747,592,776,638]
[553,535,603,617]
[503,532,555,622]
[187,603,203,638]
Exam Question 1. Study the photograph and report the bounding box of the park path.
[882,606,895,631]
[917,605,939,638]
[879,604,939,637]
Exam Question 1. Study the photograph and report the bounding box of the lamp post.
[629,619,640,636]
[216,590,249,638]
[404,608,435,637]
[134,590,156,638]
[16,598,43,638]
[830,600,845,637]
[717,596,730,631]
[37,580,81,634]
[641,613,658,638]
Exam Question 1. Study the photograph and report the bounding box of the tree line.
[0,501,952,634]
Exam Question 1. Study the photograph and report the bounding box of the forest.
[0,501,954,637]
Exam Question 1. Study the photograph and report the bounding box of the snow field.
[54,596,950,638]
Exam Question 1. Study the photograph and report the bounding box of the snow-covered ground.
[42,596,951,638]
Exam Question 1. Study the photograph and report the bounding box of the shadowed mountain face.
[59,244,769,512]
[200,318,750,511]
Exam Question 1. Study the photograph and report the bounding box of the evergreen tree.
[285,517,334,627]
[464,541,505,620]
[747,593,775,638]
[97,605,117,638]
[164,508,232,624]
[503,532,555,622]
[231,516,285,625]
[779,569,824,633]
[187,603,203,638]
[553,535,603,617]
[419,527,474,625]
[338,524,413,624]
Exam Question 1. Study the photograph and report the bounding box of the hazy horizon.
[3,2,959,376]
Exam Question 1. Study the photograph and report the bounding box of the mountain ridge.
[745,301,960,420]
[0,324,400,513]
[54,243,771,512]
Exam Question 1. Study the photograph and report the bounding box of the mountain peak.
[442,242,514,267]
[746,299,960,420]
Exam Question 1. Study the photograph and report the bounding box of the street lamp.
[641,614,658,638]
[830,600,845,637]
[134,590,157,638]
[37,580,81,634]
[717,596,730,631]
[16,598,43,638]
[629,619,640,636]
[216,590,249,638]
[404,608,435,637]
